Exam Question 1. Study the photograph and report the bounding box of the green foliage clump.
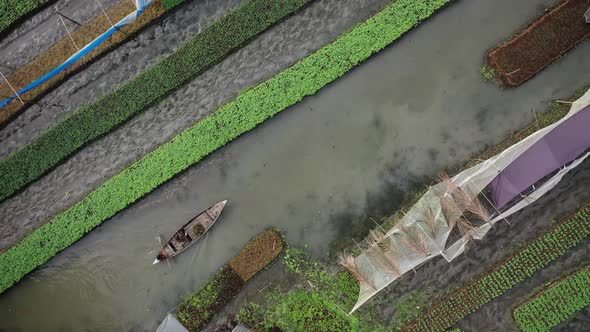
[263,290,359,332]
[0,0,55,36]
[390,290,435,331]
[192,224,205,238]
[513,265,590,331]
[284,247,360,307]
[177,266,245,331]
[405,206,590,331]
[163,0,186,9]
[236,301,265,327]
[480,64,495,81]
[0,0,450,293]
[0,0,312,203]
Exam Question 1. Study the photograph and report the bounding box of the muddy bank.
[0,0,120,70]
[0,0,392,250]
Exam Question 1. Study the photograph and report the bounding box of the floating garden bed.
[0,0,450,293]
[487,0,590,87]
[176,229,284,331]
[513,264,590,331]
[234,247,368,332]
[0,0,312,203]
[0,0,57,38]
[402,204,590,332]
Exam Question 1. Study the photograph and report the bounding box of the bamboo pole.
[0,71,24,105]
[56,8,81,53]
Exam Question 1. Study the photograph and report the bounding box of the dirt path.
[0,0,392,250]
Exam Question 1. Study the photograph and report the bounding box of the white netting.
[348,88,590,313]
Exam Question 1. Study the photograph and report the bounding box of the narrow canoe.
[153,200,227,264]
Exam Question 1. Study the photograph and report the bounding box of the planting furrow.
[513,265,590,331]
[176,230,284,331]
[0,0,451,293]
[403,205,590,332]
[0,0,57,38]
[0,0,312,203]
[487,0,590,87]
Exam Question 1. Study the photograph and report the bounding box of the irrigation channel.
[1,0,590,330]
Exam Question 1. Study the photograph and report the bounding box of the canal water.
[1,0,589,330]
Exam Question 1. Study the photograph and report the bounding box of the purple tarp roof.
[489,104,590,208]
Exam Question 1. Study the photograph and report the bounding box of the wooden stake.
[480,191,511,226]
[95,0,115,27]
[0,71,24,105]
[506,68,521,76]
[532,109,540,130]
[55,10,82,26]
[555,100,573,105]
[56,8,81,53]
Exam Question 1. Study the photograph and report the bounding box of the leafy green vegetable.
[263,290,359,331]
[513,265,590,332]
[0,0,56,36]
[176,230,283,331]
[405,206,590,331]
[162,0,185,9]
[0,0,312,202]
[0,0,450,293]
[177,267,245,331]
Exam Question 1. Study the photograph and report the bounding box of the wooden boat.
[153,200,227,264]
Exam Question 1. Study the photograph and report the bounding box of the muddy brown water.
[1,0,590,331]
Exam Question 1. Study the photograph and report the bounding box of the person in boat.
[157,252,167,261]
[174,229,189,243]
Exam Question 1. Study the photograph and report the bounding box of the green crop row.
[513,265,590,331]
[162,0,185,9]
[0,0,312,203]
[177,230,283,331]
[0,0,56,36]
[0,0,451,293]
[403,205,590,332]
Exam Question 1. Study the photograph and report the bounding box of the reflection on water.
[1,0,589,330]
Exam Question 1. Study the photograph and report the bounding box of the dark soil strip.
[177,230,284,332]
[488,0,590,87]
[402,204,590,332]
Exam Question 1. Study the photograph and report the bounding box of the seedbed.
[176,230,284,332]
[402,204,590,332]
[487,0,590,87]
[513,264,590,331]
